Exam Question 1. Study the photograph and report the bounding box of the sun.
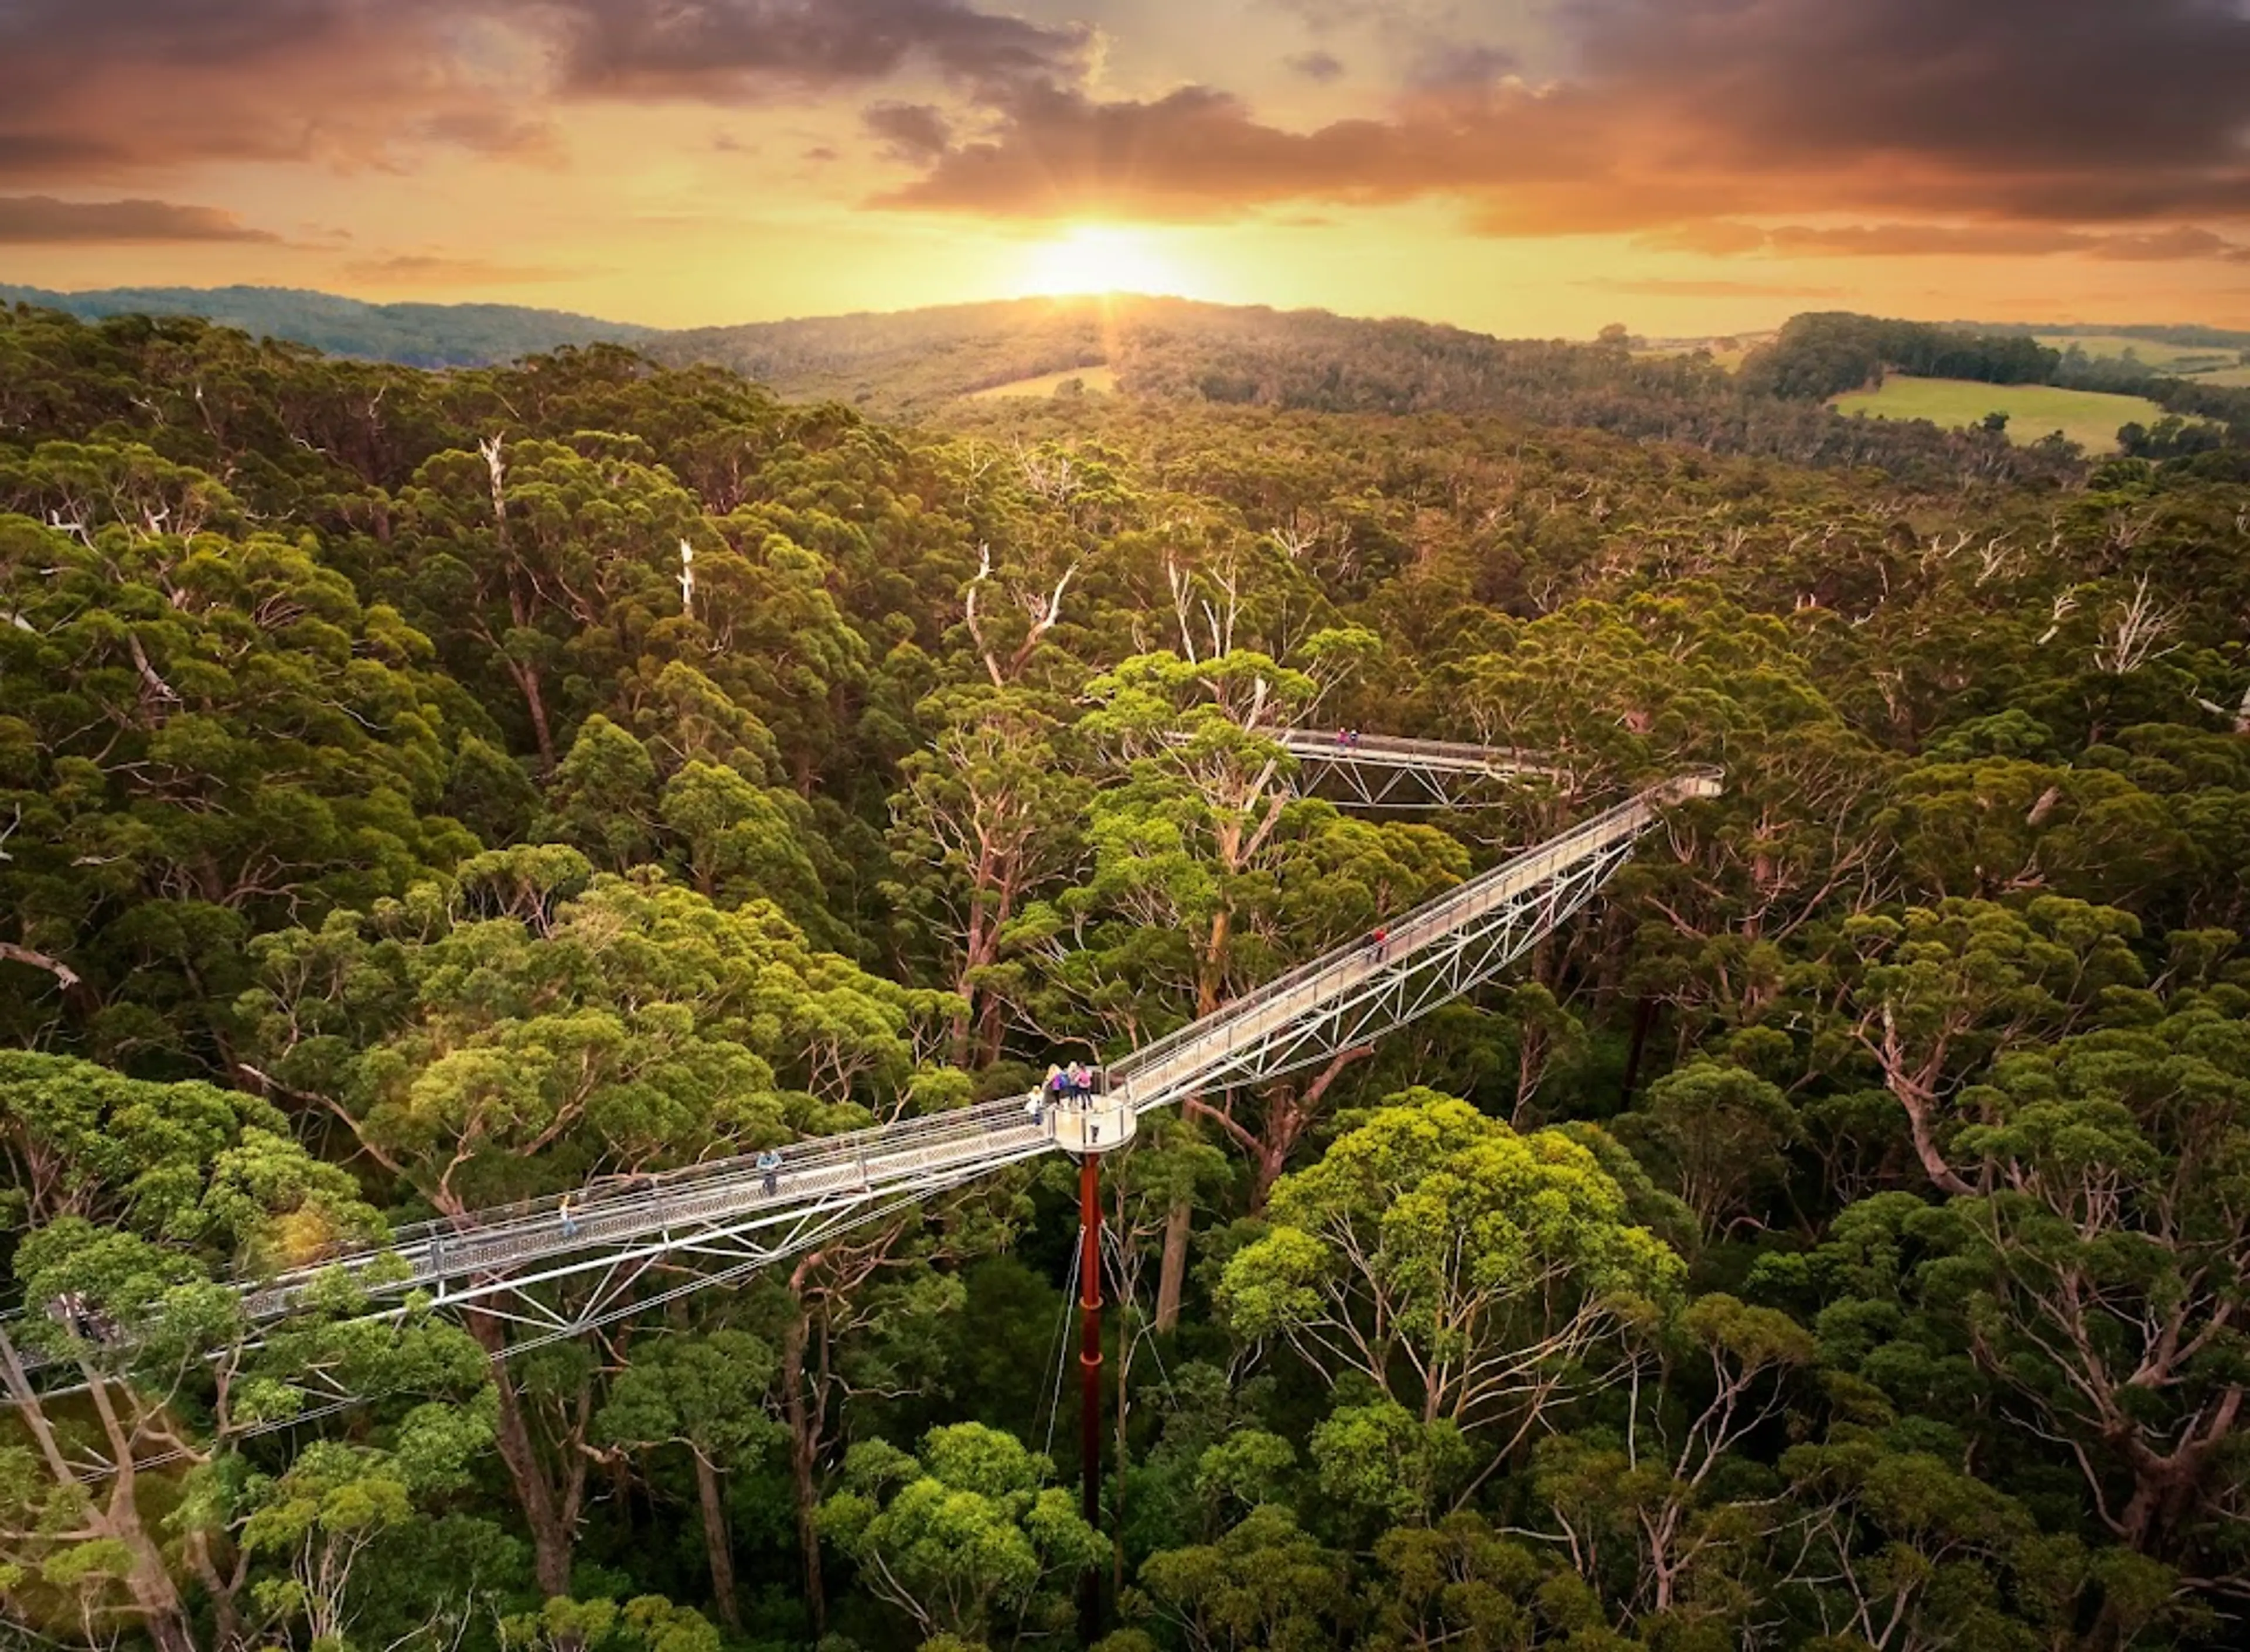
[1015,224,1181,297]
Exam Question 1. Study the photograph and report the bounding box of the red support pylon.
[1078,1150,1104,1643]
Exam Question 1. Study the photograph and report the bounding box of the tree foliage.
[4,297,2250,1652]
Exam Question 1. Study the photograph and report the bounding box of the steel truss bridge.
[1277,729,1570,810]
[2,738,1718,1401]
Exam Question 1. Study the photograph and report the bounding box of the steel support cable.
[1041,1247,1079,1460]
[1097,1222,1179,1422]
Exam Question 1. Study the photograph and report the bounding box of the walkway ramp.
[3,764,1719,1389]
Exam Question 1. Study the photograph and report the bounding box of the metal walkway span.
[4,757,1719,1382]
[1276,728,1568,809]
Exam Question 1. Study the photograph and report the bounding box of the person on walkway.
[1027,1088,1045,1127]
[558,1194,579,1240]
[1366,925,1389,962]
[757,1148,782,1196]
[1065,1061,1091,1103]
[45,1293,83,1339]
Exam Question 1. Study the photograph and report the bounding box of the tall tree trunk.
[976,991,1007,1070]
[2115,1385,2242,1557]
[468,1315,578,1600]
[1513,1017,1549,1128]
[780,1308,827,1634]
[1153,1198,1192,1335]
[1198,910,1230,1016]
[1250,1052,1363,1209]
[84,1378,196,1652]
[693,1452,743,1633]
[2,1337,199,1652]
[509,657,558,774]
[186,1526,249,1651]
[1618,994,1657,1106]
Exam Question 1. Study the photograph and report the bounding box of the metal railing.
[1109,769,1717,1101]
[246,1096,1049,1315]
[1278,728,1568,778]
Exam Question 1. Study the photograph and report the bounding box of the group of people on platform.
[1028,1061,1102,1125]
[1334,728,1363,746]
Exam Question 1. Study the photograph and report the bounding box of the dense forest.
[4,298,2250,1652]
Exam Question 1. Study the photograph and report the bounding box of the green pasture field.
[1832,377,2170,452]
[965,364,1119,399]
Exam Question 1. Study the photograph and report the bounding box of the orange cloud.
[0,195,277,243]
[1648,222,2250,262]
[342,254,585,285]
[1577,278,1845,300]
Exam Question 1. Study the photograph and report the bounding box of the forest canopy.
[3,299,2250,1652]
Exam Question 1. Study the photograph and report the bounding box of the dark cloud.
[548,0,1090,100]
[1568,0,2250,189]
[872,79,1631,222]
[548,0,1093,101]
[875,0,2250,255]
[1405,40,1518,91]
[0,0,547,180]
[865,102,955,162]
[1286,50,1346,83]
[1519,0,2250,232]
[1263,0,1376,33]
[0,0,1088,182]
[0,194,278,243]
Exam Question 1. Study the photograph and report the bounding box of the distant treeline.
[0,282,652,367]
[1740,313,2060,400]
[1743,310,2250,450]
[1974,319,2250,350]
[2043,343,2250,442]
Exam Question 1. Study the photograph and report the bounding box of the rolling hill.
[0,282,654,367]
[12,281,2241,484]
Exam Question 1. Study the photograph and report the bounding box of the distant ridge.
[0,282,653,367]
[1962,319,2250,350]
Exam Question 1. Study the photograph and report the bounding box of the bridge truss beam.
[1,770,1717,1406]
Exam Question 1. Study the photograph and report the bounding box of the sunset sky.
[5,0,2250,338]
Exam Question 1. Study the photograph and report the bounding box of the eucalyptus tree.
[820,1422,1104,1647]
[0,1052,485,1652]
[1026,641,1454,1326]
[0,497,475,1067]
[238,847,956,1599]
[1222,1091,1683,1496]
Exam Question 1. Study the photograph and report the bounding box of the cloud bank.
[2,0,2248,271]
[872,0,2250,250]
